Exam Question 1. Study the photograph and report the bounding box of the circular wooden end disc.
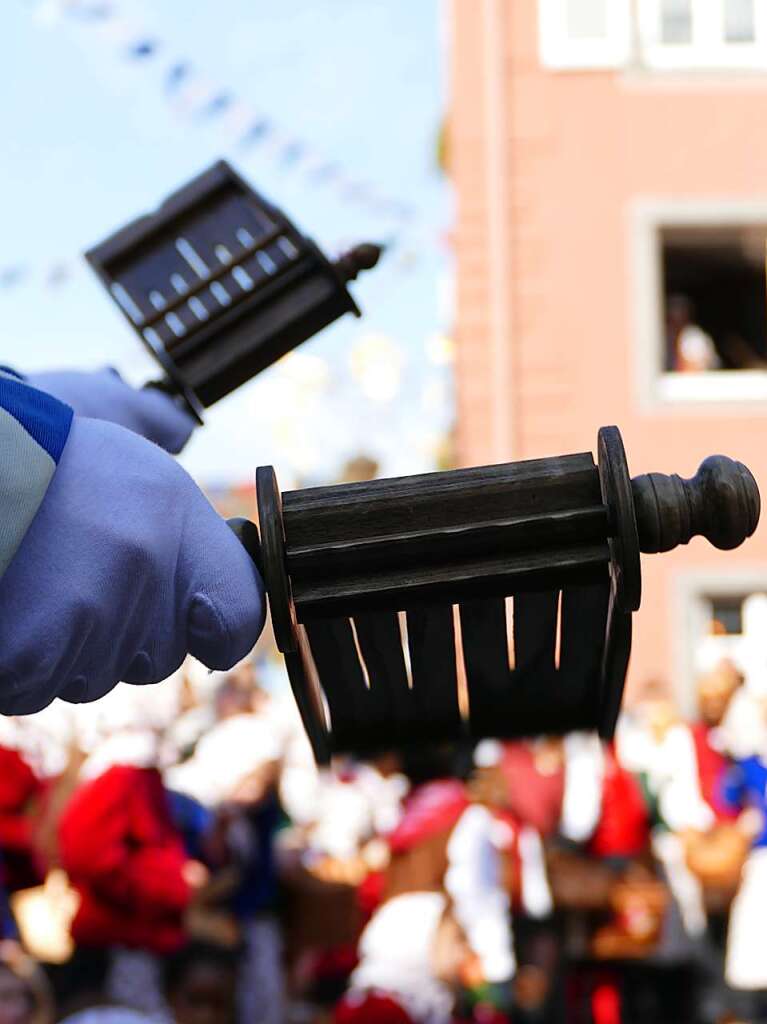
[256,465,297,655]
[599,602,632,739]
[284,646,332,765]
[597,426,642,613]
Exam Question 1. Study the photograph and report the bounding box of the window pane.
[725,0,756,42]
[660,223,767,372]
[565,0,608,40]
[661,0,693,44]
[709,597,744,636]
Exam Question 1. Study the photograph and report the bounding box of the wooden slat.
[556,581,611,733]
[283,456,601,546]
[284,638,331,765]
[285,451,597,510]
[352,611,416,747]
[459,598,510,737]
[599,592,633,740]
[303,618,368,752]
[405,604,463,740]
[293,543,609,620]
[494,591,561,737]
[559,582,610,681]
[286,506,608,579]
[511,590,559,673]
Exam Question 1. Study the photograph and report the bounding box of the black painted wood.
[598,591,633,740]
[255,466,295,654]
[459,598,511,738]
[598,427,642,613]
[291,542,610,620]
[282,454,602,547]
[352,611,415,746]
[284,641,331,765]
[86,160,381,419]
[405,604,463,742]
[504,590,561,737]
[559,581,610,687]
[556,581,611,733]
[303,618,368,754]
[286,506,608,579]
[250,428,759,760]
[632,456,760,554]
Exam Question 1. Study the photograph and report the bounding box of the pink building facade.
[449,0,767,708]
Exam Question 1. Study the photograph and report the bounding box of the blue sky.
[1,0,452,485]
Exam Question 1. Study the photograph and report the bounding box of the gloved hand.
[26,367,196,454]
[0,416,265,714]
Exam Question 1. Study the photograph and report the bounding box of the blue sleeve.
[721,760,746,812]
[167,789,215,860]
[0,370,73,578]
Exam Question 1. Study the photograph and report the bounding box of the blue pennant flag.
[71,2,113,20]
[165,61,191,93]
[0,267,26,289]
[45,264,71,288]
[280,141,305,166]
[202,92,233,117]
[239,118,272,148]
[309,162,340,183]
[128,39,159,59]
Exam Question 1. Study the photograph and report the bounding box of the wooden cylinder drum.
[252,426,759,764]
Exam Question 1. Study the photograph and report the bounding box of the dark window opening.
[708,595,744,636]
[661,224,767,372]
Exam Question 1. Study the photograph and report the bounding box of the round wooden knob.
[333,243,384,282]
[631,456,760,554]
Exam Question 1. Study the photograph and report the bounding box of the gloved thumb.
[131,382,197,454]
[182,511,266,669]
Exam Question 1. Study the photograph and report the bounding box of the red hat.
[334,992,414,1024]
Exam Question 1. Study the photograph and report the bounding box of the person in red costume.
[334,991,414,1024]
[59,764,197,954]
[58,713,208,1019]
[588,743,650,865]
[0,746,47,893]
[690,660,743,822]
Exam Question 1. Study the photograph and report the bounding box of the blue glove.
[26,367,196,454]
[0,415,265,714]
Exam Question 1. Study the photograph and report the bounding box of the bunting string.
[1,0,435,292]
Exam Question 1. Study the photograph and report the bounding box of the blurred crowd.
[0,652,764,1024]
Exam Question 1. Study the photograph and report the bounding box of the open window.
[674,582,767,715]
[633,202,767,406]
[662,224,767,374]
[692,590,767,677]
[538,0,631,69]
[540,0,767,72]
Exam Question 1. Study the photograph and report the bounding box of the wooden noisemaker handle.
[631,456,760,554]
[226,517,263,574]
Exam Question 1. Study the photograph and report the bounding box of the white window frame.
[639,0,767,70]
[676,573,767,717]
[631,198,767,412]
[538,0,632,70]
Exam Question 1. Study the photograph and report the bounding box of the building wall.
[449,0,767,706]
